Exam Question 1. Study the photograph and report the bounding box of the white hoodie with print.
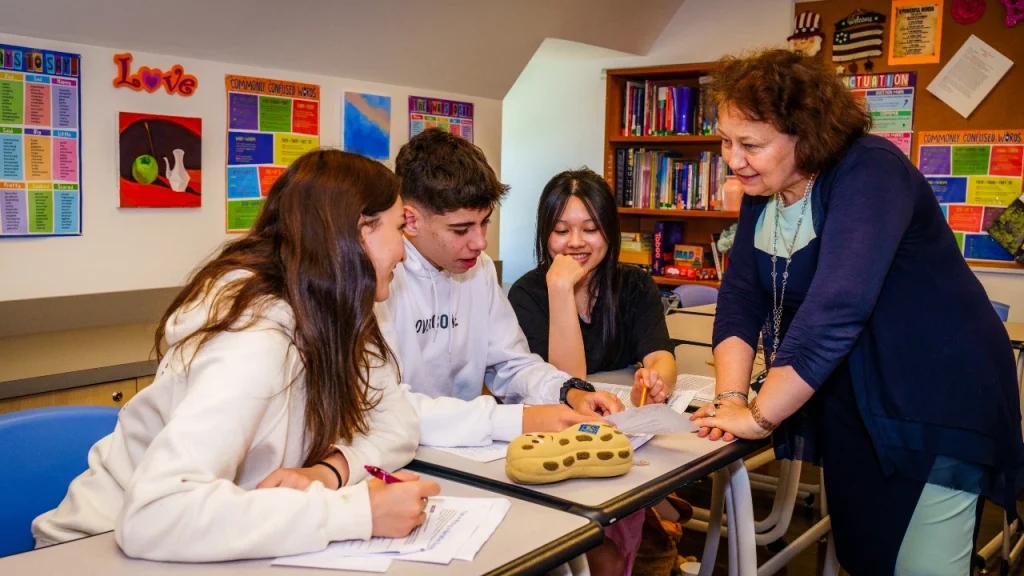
[377,238,571,447]
[32,271,419,561]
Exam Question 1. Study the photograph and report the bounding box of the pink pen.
[365,465,404,484]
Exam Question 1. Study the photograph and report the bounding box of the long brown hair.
[709,49,871,175]
[155,149,400,466]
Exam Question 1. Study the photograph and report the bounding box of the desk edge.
[483,520,603,576]
[411,437,770,525]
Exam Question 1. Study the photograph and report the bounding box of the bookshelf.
[604,63,737,291]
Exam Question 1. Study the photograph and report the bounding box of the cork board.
[797,0,1023,269]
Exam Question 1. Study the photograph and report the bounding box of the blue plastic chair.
[992,301,1010,322]
[0,406,119,557]
[673,284,719,309]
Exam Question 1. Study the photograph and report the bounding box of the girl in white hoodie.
[32,150,439,562]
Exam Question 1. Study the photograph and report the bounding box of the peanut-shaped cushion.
[505,422,633,485]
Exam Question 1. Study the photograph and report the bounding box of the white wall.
[499,0,792,284]
[0,32,502,302]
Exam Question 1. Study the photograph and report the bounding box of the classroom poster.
[889,0,943,65]
[842,72,916,156]
[225,75,320,232]
[917,130,1023,263]
[0,43,82,237]
[118,113,202,208]
[408,96,473,143]
[343,92,390,160]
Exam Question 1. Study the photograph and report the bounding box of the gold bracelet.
[749,397,779,432]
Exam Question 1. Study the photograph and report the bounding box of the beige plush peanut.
[505,422,633,484]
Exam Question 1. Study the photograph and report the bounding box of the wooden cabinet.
[0,378,141,415]
[136,375,155,392]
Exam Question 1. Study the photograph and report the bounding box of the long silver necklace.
[767,175,815,367]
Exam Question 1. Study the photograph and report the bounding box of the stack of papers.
[591,380,699,450]
[672,374,717,405]
[273,497,511,572]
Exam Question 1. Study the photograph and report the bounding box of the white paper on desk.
[591,381,698,413]
[433,441,509,462]
[927,35,1013,118]
[271,496,470,570]
[674,374,717,404]
[605,403,699,435]
[396,497,511,565]
[590,382,697,449]
[455,498,511,561]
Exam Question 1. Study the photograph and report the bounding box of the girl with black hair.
[508,168,679,576]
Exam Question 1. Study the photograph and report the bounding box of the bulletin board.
[799,0,1023,269]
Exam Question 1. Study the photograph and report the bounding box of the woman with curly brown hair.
[689,50,1022,574]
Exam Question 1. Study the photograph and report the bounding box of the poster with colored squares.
[917,130,1024,264]
[842,72,916,156]
[0,44,82,238]
[224,75,320,233]
[408,96,473,143]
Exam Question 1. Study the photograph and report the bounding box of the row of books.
[621,77,718,137]
[614,148,730,211]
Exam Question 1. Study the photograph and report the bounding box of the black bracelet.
[315,460,343,489]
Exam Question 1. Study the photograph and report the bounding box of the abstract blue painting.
[344,92,391,160]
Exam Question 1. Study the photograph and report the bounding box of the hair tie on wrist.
[315,460,343,489]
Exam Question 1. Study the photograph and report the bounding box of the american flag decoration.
[833,10,887,72]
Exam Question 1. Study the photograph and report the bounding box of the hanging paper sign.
[917,129,1024,263]
[0,43,83,238]
[408,96,473,143]
[889,0,944,65]
[112,53,197,97]
[842,72,916,155]
[224,74,320,232]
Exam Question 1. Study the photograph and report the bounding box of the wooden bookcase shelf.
[619,208,738,219]
[608,135,723,144]
[605,63,736,288]
[651,276,722,289]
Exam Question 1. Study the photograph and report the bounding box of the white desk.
[679,303,717,316]
[665,312,715,347]
[411,370,765,575]
[0,474,602,576]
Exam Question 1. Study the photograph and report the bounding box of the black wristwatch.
[559,378,595,407]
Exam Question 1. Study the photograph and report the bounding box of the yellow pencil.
[639,384,648,407]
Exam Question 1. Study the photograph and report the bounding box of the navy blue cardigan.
[712,135,1024,510]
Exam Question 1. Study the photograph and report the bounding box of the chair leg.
[823,532,840,576]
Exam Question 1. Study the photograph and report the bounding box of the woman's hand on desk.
[631,368,667,405]
[689,398,771,441]
[368,471,441,538]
